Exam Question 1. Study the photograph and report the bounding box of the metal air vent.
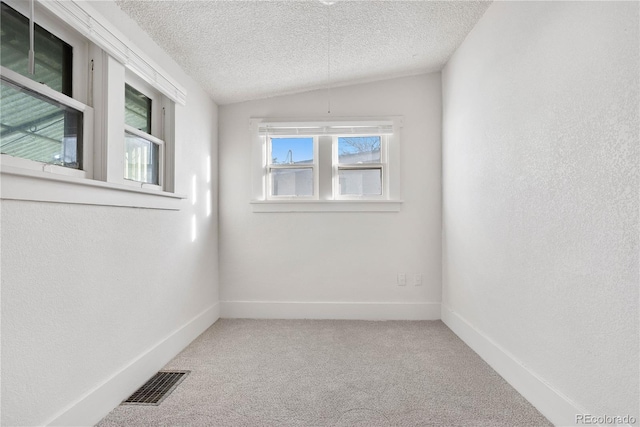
[122,370,190,405]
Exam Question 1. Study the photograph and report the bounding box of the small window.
[0,1,86,172]
[335,136,384,197]
[124,83,163,186]
[267,137,316,198]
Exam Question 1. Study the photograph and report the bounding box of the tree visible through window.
[337,136,383,196]
[338,136,381,164]
[253,120,399,207]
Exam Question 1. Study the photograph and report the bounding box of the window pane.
[271,168,313,196]
[338,136,381,164]
[270,137,313,165]
[0,78,82,168]
[125,84,152,133]
[0,2,73,96]
[124,131,159,184]
[339,169,382,196]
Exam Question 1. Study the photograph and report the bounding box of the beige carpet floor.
[97,319,552,426]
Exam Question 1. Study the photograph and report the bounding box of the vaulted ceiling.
[115,0,491,105]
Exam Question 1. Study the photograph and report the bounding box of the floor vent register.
[122,371,190,406]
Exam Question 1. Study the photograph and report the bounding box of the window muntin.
[267,137,316,198]
[0,77,83,168]
[338,136,381,164]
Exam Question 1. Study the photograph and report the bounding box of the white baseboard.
[221,301,441,320]
[46,303,220,427]
[441,304,589,427]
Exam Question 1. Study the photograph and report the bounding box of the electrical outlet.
[398,273,406,286]
[414,274,423,286]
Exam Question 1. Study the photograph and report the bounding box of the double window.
[254,120,401,209]
[0,0,183,201]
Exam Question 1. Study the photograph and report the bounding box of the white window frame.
[123,72,165,191]
[0,0,92,179]
[0,0,187,210]
[0,68,94,179]
[123,126,164,190]
[265,135,319,200]
[332,134,388,201]
[250,118,403,212]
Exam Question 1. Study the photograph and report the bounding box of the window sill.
[1,165,186,210]
[250,199,403,213]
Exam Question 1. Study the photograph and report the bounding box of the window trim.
[1,163,184,210]
[250,199,403,213]
[250,117,403,212]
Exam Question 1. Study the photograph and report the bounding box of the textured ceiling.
[115,0,491,105]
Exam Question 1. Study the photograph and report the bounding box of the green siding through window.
[125,84,152,133]
[0,2,81,169]
[0,2,72,96]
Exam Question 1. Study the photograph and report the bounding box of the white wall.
[442,1,638,425]
[0,2,219,425]
[219,74,442,319]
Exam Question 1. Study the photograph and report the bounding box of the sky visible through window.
[270,136,381,165]
[271,137,313,164]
